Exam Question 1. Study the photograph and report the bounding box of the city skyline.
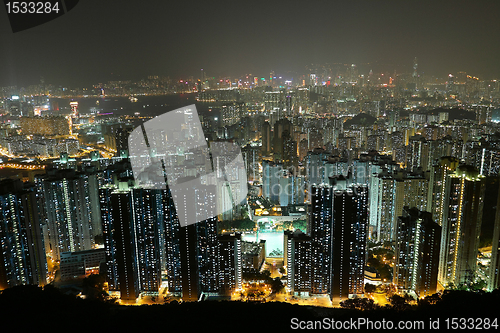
[2,1,500,329]
[2,0,500,87]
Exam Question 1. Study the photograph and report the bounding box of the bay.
[49,93,216,118]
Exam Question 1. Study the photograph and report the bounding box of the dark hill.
[344,113,377,127]
[2,285,499,331]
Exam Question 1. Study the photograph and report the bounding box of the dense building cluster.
[1,62,500,305]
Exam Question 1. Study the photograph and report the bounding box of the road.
[261,257,284,278]
[371,292,389,306]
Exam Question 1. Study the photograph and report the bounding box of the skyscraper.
[403,170,429,212]
[164,179,221,301]
[284,229,312,296]
[178,223,201,301]
[132,187,163,293]
[100,180,164,300]
[330,186,369,301]
[370,169,429,243]
[162,187,182,294]
[305,148,331,188]
[309,184,369,300]
[309,185,333,294]
[36,169,99,261]
[101,184,137,300]
[407,135,430,172]
[488,182,500,291]
[273,118,293,161]
[279,174,305,206]
[196,215,219,295]
[394,207,441,298]
[427,156,460,226]
[438,166,485,288]
[371,169,404,243]
[218,233,242,296]
[261,121,272,156]
[0,179,47,289]
[281,130,298,168]
[262,160,283,203]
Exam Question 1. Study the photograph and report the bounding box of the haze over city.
[1,1,500,331]
[1,0,500,87]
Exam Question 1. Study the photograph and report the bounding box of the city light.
[1,2,499,328]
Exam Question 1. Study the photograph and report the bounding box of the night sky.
[1,0,500,87]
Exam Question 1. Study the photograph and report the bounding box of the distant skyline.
[1,0,500,87]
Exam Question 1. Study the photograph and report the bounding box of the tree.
[470,278,487,291]
[403,292,415,303]
[378,264,392,281]
[292,219,307,233]
[340,298,378,311]
[367,256,379,267]
[418,293,441,307]
[365,283,376,293]
[389,294,410,311]
[82,274,109,302]
[382,240,392,248]
[270,277,284,294]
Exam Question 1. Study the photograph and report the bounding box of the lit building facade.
[0,179,47,289]
[218,233,242,296]
[284,229,312,296]
[19,116,71,136]
[100,181,164,300]
[489,186,500,291]
[36,169,99,261]
[330,186,369,301]
[394,207,441,297]
[309,185,333,295]
[438,166,485,287]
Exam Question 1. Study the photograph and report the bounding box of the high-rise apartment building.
[284,229,312,296]
[305,148,331,187]
[36,169,100,261]
[407,135,431,172]
[164,180,225,301]
[309,185,333,294]
[100,181,164,300]
[101,186,140,300]
[394,207,441,297]
[218,233,242,296]
[309,184,368,300]
[19,116,71,136]
[370,169,428,243]
[438,166,485,287]
[371,170,404,243]
[262,160,283,203]
[330,186,369,301]
[261,121,272,156]
[489,182,500,291]
[0,179,47,289]
[427,156,460,226]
